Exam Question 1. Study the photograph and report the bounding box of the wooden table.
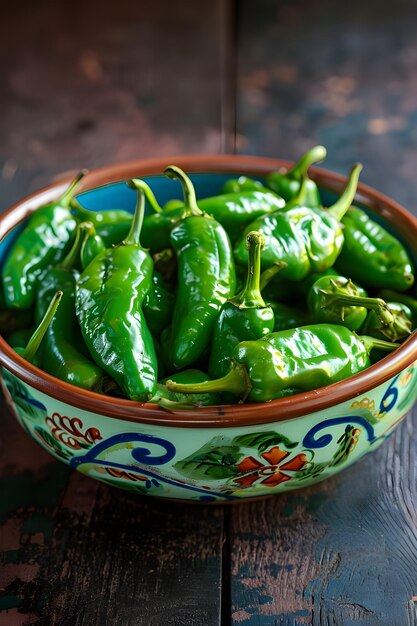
[1,1,417,624]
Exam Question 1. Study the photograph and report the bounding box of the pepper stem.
[124,188,145,246]
[23,291,63,362]
[60,222,94,270]
[290,145,327,178]
[360,335,400,354]
[326,163,363,221]
[60,169,89,207]
[129,179,163,214]
[259,261,288,292]
[233,231,266,308]
[164,361,250,399]
[164,166,203,217]
[319,290,394,326]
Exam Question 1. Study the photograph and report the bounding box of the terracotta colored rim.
[0,154,416,428]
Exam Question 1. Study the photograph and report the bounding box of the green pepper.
[378,290,417,328]
[14,291,62,364]
[221,176,267,194]
[198,190,285,241]
[208,231,274,379]
[150,370,222,408]
[2,172,84,309]
[307,275,370,331]
[265,145,327,206]
[73,202,132,247]
[261,267,339,305]
[269,302,310,331]
[36,223,105,391]
[134,178,285,246]
[361,302,412,342]
[80,224,106,270]
[7,327,34,349]
[160,166,236,370]
[335,207,414,291]
[76,188,158,401]
[234,163,362,276]
[143,271,175,339]
[309,275,404,333]
[0,289,34,334]
[164,324,399,402]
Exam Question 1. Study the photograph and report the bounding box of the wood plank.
[0,0,234,212]
[236,0,417,212]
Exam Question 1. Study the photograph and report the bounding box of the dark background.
[1,1,417,624]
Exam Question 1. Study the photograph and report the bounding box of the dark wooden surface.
[1,1,417,625]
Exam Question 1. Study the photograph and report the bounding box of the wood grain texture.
[230,407,417,626]
[236,0,417,213]
[0,0,234,211]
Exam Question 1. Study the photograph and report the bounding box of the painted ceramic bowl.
[1,156,417,503]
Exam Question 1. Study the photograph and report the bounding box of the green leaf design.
[2,371,47,423]
[34,426,72,461]
[234,431,298,453]
[174,436,241,480]
[293,461,327,482]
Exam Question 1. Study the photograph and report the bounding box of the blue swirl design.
[379,375,400,414]
[303,416,376,449]
[70,432,239,501]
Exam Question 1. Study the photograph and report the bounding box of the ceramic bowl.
[1,155,417,503]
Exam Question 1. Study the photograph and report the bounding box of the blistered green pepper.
[269,302,310,331]
[234,164,362,276]
[160,166,236,370]
[143,271,175,339]
[165,324,399,402]
[36,223,105,391]
[221,176,267,194]
[76,188,158,401]
[150,370,222,408]
[14,291,62,364]
[2,172,84,309]
[73,202,132,247]
[378,290,417,328]
[208,231,274,379]
[265,145,327,207]
[361,302,412,342]
[335,207,414,291]
[80,224,106,270]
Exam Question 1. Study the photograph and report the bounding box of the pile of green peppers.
[1,146,416,408]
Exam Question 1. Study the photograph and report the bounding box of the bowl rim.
[0,153,416,428]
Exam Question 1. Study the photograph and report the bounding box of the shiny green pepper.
[36,223,105,391]
[143,271,175,339]
[265,145,327,207]
[73,202,132,247]
[76,188,158,401]
[269,302,310,331]
[2,172,84,309]
[13,291,62,364]
[150,370,222,408]
[335,207,414,291]
[378,290,417,328]
[161,166,236,371]
[165,324,399,402]
[208,231,274,379]
[80,224,106,270]
[234,163,362,276]
[134,178,285,246]
[361,302,412,342]
[221,176,267,194]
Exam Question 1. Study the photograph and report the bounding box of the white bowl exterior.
[2,362,417,502]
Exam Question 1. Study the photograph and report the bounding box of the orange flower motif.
[234,446,308,488]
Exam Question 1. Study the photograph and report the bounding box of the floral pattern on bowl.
[2,364,416,502]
